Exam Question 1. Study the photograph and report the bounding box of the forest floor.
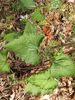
[0,0,75,100]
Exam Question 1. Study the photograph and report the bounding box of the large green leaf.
[4,34,44,65]
[31,9,45,21]
[50,52,75,78]
[24,22,37,35]
[23,67,58,96]
[0,50,10,73]
[24,79,58,96]
[20,0,35,10]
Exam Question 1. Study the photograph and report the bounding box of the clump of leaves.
[20,17,28,29]
[0,50,10,73]
[11,0,35,12]
[4,22,44,65]
[31,9,45,21]
[21,52,75,96]
[11,0,26,12]
[2,22,75,96]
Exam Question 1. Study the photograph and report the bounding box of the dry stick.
[52,41,75,49]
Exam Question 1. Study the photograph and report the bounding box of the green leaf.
[0,9,2,11]
[59,34,65,39]
[8,74,18,83]
[11,1,26,12]
[31,9,45,21]
[51,0,61,10]
[24,83,41,96]
[4,33,44,65]
[21,17,28,29]
[20,0,35,10]
[72,52,75,56]
[38,21,47,27]
[43,46,51,61]
[11,3,18,12]
[24,22,37,34]
[4,31,23,42]
[72,26,75,32]
[25,79,58,96]
[50,52,75,78]
[0,50,10,73]
[73,81,75,85]
[7,15,14,19]
[17,0,26,12]
[0,34,1,40]
[23,67,58,96]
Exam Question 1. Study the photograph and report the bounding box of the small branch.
[52,41,75,49]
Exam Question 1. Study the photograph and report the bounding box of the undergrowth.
[0,0,75,96]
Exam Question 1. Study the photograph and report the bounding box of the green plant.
[31,9,45,21]
[43,46,52,61]
[6,15,14,19]
[72,52,75,56]
[70,26,75,43]
[38,21,47,27]
[1,22,75,96]
[20,17,28,29]
[73,81,75,85]
[20,0,35,10]
[0,3,2,11]
[0,9,2,11]
[4,31,23,42]
[59,33,65,39]
[4,22,44,65]
[51,0,61,10]
[20,52,75,95]
[0,50,10,73]
[8,74,18,84]
[24,22,38,34]
[11,1,26,12]
[11,0,35,12]
[0,35,1,40]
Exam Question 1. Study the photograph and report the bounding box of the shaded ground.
[0,0,75,100]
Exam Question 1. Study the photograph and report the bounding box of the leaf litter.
[0,0,75,99]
